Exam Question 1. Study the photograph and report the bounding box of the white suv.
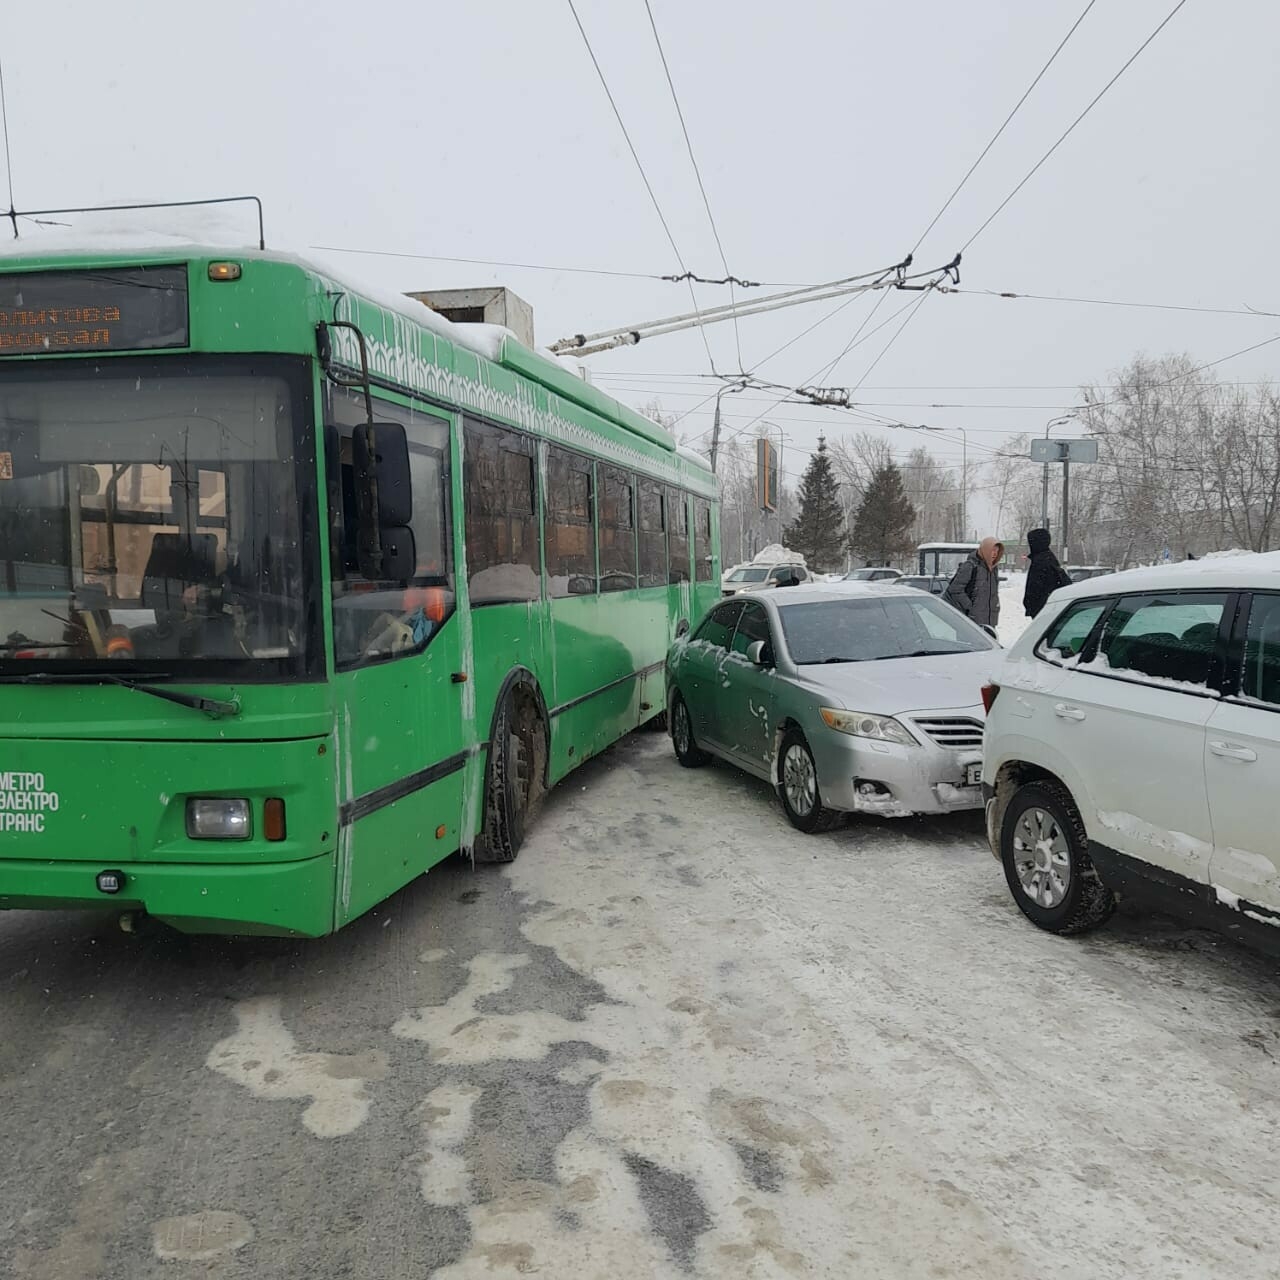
[983,554,1280,949]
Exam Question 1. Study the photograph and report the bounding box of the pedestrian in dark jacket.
[1023,527,1072,618]
[944,538,1003,628]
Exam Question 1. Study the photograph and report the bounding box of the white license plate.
[965,763,983,787]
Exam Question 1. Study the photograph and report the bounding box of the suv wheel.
[1000,781,1115,935]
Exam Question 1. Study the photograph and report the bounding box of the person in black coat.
[1023,528,1072,618]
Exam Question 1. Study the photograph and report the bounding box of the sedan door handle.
[1053,703,1086,721]
[1210,741,1257,763]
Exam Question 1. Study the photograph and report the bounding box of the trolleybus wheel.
[476,690,547,863]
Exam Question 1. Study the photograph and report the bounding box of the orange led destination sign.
[0,266,189,356]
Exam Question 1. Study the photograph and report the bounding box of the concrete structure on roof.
[408,286,535,349]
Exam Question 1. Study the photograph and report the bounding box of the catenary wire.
[910,0,1099,255]
[0,54,15,218]
[962,0,1193,252]
[565,0,720,374]
[642,0,744,370]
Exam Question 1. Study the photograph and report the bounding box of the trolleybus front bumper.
[0,850,337,937]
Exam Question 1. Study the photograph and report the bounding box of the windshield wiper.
[816,656,864,664]
[0,672,240,718]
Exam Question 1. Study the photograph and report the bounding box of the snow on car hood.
[793,648,999,715]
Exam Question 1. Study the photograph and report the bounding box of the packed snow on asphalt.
[4,577,1280,1278]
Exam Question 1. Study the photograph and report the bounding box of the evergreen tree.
[783,436,846,571]
[852,462,917,564]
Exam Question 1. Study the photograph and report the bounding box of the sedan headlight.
[819,708,917,746]
[186,797,252,840]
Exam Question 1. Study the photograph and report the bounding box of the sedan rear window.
[777,595,995,665]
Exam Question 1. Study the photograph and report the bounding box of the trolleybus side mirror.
[359,523,417,582]
[352,422,413,528]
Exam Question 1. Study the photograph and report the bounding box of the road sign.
[1030,438,1099,464]
[756,437,778,512]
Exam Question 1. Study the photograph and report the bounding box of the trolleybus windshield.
[0,354,318,680]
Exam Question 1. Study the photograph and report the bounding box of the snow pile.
[996,574,1032,649]
[752,544,805,566]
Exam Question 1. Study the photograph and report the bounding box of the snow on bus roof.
[0,226,503,352]
[0,225,677,447]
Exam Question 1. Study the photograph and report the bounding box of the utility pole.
[1062,455,1071,563]
[708,380,746,474]
[709,394,722,474]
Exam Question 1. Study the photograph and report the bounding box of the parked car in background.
[983,553,1280,951]
[721,562,811,596]
[843,567,903,583]
[899,574,947,595]
[666,584,999,832]
[1064,565,1114,583]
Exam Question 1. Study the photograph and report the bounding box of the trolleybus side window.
[694,498,713,582]
[637,479,667,588]
[599,467,636,593]
[464,418,540,605]
[667,487,690,584]
[545,446,596,598]
[327,389,454,669]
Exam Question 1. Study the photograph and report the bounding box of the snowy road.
[4,728,1280,1278]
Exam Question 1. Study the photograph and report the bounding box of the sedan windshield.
[0,355,317,679]
[726,567,769,583]
[777,594,995,664]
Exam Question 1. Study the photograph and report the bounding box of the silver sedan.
[665,584,1001,832]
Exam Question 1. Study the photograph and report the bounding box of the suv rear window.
[1038,601,1106,662]
[1096,594,1227,689]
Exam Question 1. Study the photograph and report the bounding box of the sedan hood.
[791,648,1000,715]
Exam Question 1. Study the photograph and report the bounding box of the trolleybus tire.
[475,689,548,864]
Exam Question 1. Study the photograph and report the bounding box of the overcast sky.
[4,0,1279,528]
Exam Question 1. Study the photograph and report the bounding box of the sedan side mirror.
[982,624,998,640]
[675,618,691,638]
[747,640,773,667]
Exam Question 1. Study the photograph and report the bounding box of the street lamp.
[1041,414,1077,532]
[708,379,747,474]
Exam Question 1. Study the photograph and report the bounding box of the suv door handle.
[1210,740,1257,763]
[1054,703,1086,721]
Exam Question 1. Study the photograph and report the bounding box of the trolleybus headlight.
[186,798,252,840]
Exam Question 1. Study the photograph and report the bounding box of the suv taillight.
[981,682,1001,714]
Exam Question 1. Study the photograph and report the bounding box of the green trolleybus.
[0,241,719,935]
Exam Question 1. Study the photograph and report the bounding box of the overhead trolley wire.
[961,0,1193,252]
[942,287,1280,320]
[910,0,1099,257]
[565,0,720,374]
[0,55,16,234]
[642,0,744,371]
